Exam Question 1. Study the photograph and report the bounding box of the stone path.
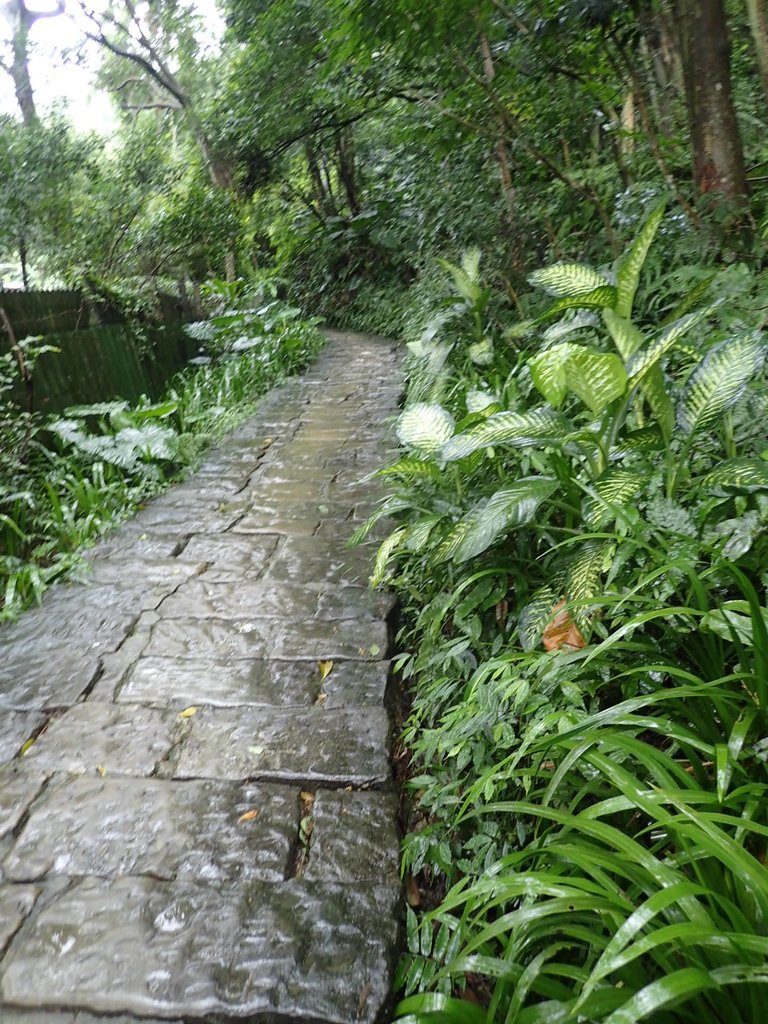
[0,332,404,1024]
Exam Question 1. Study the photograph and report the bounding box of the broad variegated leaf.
[538,285,618,320]
[610,426,664,461]
[442,407,566,461]
[529,343,576,407]
[561,347,628,415]
[678,333,766,437]
[396,402,455,453]
[371,528,407,588]
[582,469,648,529]
[639,364,675,443]
[404,514,443,552]
[529,262,610,298]
[566,541,613,621]
[602,308,645,359]
[615,201,667,318]
[466,389,499,414]
[702,457,768,494]
[438,477,558,563]
[468,338,495,365]
[518,586,557,652]
[627,304,720,383]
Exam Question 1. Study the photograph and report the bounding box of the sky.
[0,1,224,132]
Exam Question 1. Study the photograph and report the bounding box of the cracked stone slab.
[2,1013,182,1023]
[306,790,400,885]
[0,768,48,839]
[0,884,38,951]
[83,557,204,589]
[117,657,389,709]
[160,580,395,622]
[0,713,47,765]
[5,776,298,884]
[178,534,279,579]
[142,617,271,660]
[0,649,101,712]
[172,706,390,786]
[0,876,399,1023]
[263,537,372,585]
[270,617,389,661]
[20,703,179,777]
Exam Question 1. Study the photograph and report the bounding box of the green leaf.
[439,477,557,563]
[518,586,557,651]
[702,457,768,494]
[468,338,494,365]
[627,304,720,383]
[615,201,667,319]
[638,364,675,443]
[678,333,766,437]
[395,992,486,1024]
[566,541,611,607]
[529,262,610,298]
[561,346,628,415]
[582,469,647,529]
[529,343,575,407]
[602,308,645,359]
[442,407,566,461]
[605,968,718,1023]
[538,285,618,320]
[396,403,455,453]
[371,528,406,587]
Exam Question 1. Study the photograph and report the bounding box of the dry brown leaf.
[238,809,259,822]
[405,874,421,908]
[178,706,198,718]
[542,602,586,652]
[318,659,334,680]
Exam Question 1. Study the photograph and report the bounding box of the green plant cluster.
[0,289,323,620]
[364,208,768,1022]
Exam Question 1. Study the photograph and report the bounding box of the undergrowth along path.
[0,330,404,1024]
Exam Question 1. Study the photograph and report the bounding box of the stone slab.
[0,884,38,951]
[0,713,47,765]
[0,876,399,1023]
[178,533,279,579]
[269,617,389,661]
[0,768,48,840]
[116,657,389,709]
[263,537,372,585]
[306,790,400,885]
[5,776,298,884]
[160,580,395,622]
[1,1013,182,1023]
[172,706,390,786]
[142,617,270,661]
[0,650,101,712]
[20,703,179,777]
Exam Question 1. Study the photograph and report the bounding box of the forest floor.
[0,331,404,1024]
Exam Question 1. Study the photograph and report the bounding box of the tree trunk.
[478,31,516,223]
[336,131,360,215]
[0,1,64,125]
[674,0,748,196]
[18,234,29,289]
[746,0,768,106]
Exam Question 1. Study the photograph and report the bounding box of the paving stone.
[179,533,278,579]
[0,712,48,764]
[0,876,399,1023]
[5,776,298,884]
[117,657,387,709]
[0,768,48,839]
[270,617,389,661]
[143,617,271,660]
[173,706,390,786]
[1,1013,182,1023]
[21,703,179,777]
[263,537,373,585]
[0,648,101,712]
[83,557,203,589]
[306,790,401,884]
[0,883,38,950]
[160,579,395,622]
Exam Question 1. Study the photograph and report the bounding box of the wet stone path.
[0,332,404,1024]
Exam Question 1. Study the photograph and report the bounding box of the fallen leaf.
[357,981,373,1018]
[318,659,334,680]
[300,790,314,803]
[19,736,37,756]
[248,745,264,756]
[178,706,198,718]
[238,809,259,822]
[315,691,328,706]
[96,764,107,777]
[405,874,421,908]
[542,602,586,652]
[369,644,381,657]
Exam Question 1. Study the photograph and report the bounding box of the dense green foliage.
[0,291,322,618]
[2,0,768,1018]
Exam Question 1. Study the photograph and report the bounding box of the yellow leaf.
[238,809,259,822]
[178,706,198,718]
[96,764,107,778]
[318,660,334,680]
